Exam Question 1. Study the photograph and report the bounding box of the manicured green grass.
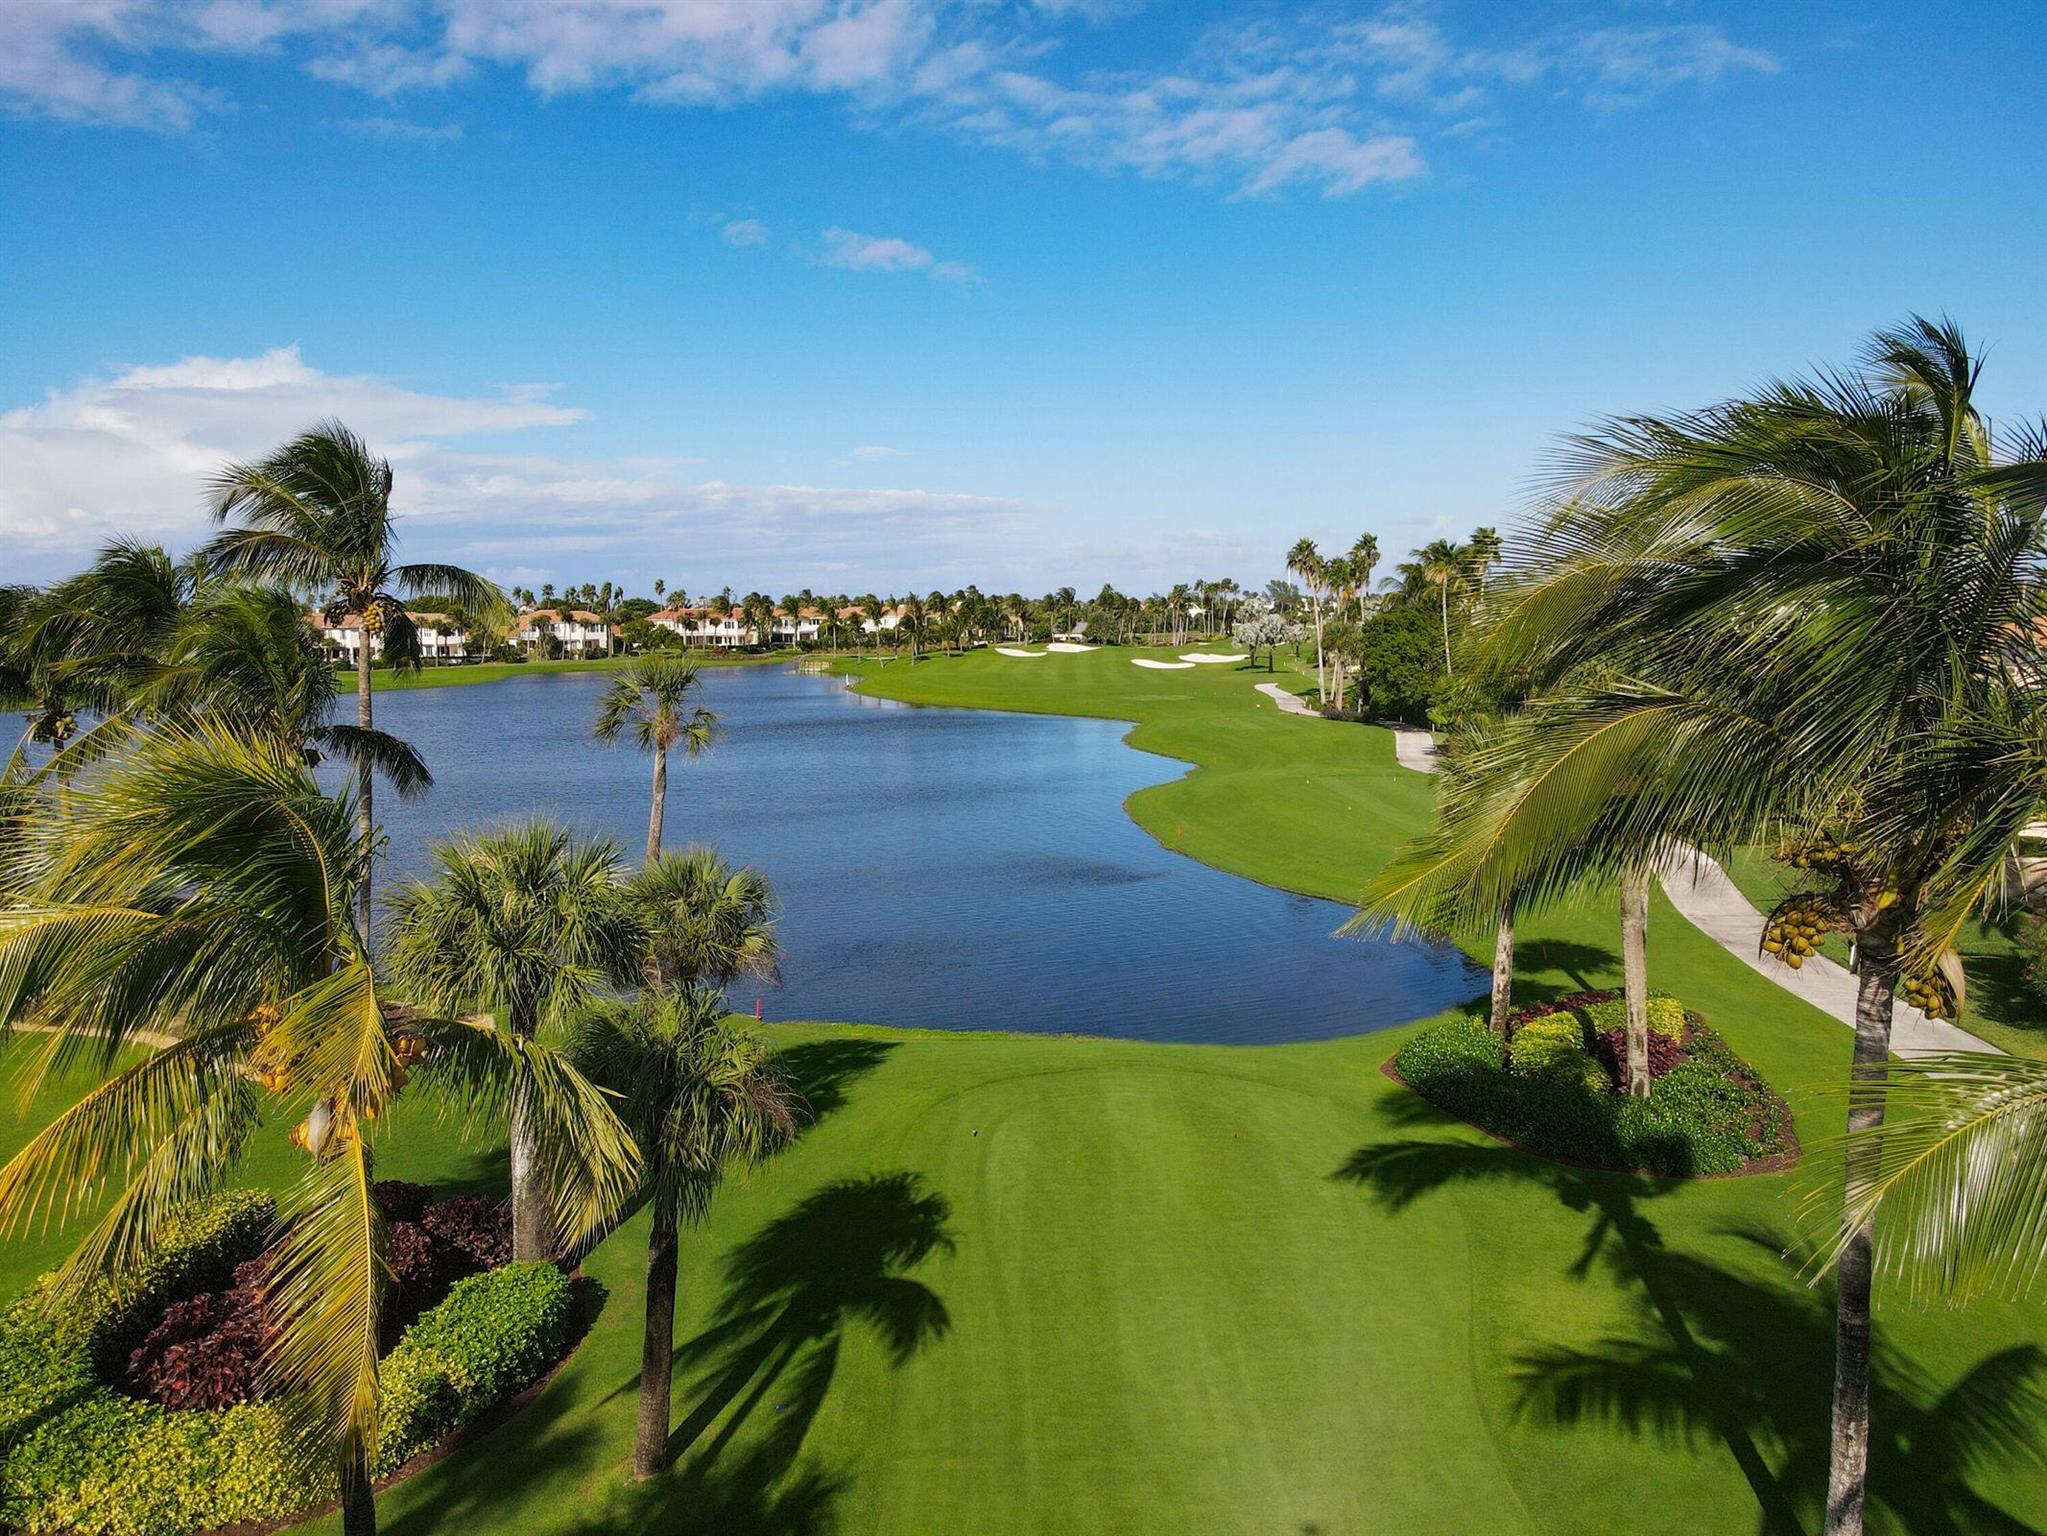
[1721,847,2047,1060]
[4,644,2044,1534]
[347,650,802,692]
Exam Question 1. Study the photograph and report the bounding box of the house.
[648,606,750,648]
[309,610,471,665]
[514,609,618,656]
[769,606,824,645]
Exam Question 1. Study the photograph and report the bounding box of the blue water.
[353,666,1483,1044]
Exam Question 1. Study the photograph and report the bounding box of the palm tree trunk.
[646,746,668,864]
[356,637,375,936]
[633,1203,680,1480]
[340,1444,375,1536]
[1312,599,1327,702]
[507,998,551,1263]
[1439,581,1454,677]
[1489,896,1515,1036]
[1621,865,1650,1097]
[1823,908,1903,1536]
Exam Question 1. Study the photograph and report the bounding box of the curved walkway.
[1384,726,1998,1057]
[1254,680,1319,717]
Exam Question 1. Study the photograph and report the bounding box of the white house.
[514,609,618,656]
[770,606,824,645]
[649,606,749,648]
[309,611,471,665]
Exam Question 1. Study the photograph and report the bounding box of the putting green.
[3,645,2041,1535]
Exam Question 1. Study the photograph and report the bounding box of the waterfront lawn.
[347,649,801,692]
[4,644,2043,1534]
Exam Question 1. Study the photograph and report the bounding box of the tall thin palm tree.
[383,822,647,1262]
[202,421,505,931]
[0,725,636,1536]
[570,985,800,1480]
[1399,538,1466,676]
[1286,539,1327,701]
[1365,317,2047,1536]
[593,656,719,862]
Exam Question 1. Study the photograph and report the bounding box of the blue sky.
[3,1,2043,596]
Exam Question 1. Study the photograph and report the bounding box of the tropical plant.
[592,656,719,862]
[383,822,647,1263]
[1394,538,1467,676]
[202,421,505,929]
[1286,539,1328,701]
[631,845,780,993]
[569,984,801,1479]
[1363,317,2047,1535]
[0,724,636,1536]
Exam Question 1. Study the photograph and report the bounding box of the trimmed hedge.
[0,1199,577,1536]
[1508,1016,1607,1092]
[1394,1007,1792,1176]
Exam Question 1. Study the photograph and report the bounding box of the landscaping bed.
[1390,990,1795,1176]
[0,1185,578,1536]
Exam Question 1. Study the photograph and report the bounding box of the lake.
[355,665,1483,1044]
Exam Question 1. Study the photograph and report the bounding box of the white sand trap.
[1132,658,1196,670]
[995,647,1048,658]
[1046,642,1097,653]
[1179,652,1248,664]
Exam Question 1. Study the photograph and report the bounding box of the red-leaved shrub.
[1505,990,1619,1033]
[373,1180,435,1223]
[1592,1027,1686,1088]
[126,1255,273,1409]
[419,1196,512,1269]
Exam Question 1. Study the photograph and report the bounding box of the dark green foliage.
[374,1263,575,1475]
[1394,1013,1791,1176]
[1333,602,1442,723]
[0,1205,573,1534]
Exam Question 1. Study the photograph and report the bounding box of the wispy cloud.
[718,216,771,247]
[0,347,1033,589]
[0,4,1780,200]
[820,227,976,282]
[850,444,910,460]
[333,115,462,143]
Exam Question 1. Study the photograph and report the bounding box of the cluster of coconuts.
[249,999,432,1156]
[1762,895,1838,969]
[1900,968,1958,1021]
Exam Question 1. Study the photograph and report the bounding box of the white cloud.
[0,4,1778,201]
[850,444,908,460]
[820,227,976,282]
[333,114,463,141]
[0,347,1036,590]
[718,216,770,247]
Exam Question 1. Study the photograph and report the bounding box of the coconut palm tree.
[1396,539,1466,676]
[898,592,930,660]
[383,822,647,1262]
[569,984,800,1479]
[1347,534,1380,618]
[0,724,636,1536]
[593,656,719,862]
[202,421,505,931]
[1366,317,2047,1535]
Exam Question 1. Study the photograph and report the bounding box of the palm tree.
[383,822,647,1262]
[1466,527,1503,595]
[1366,318,2047,1535]
[0,724,636,1536]
[898,592,930,660]
[1398,538,1466,676]
[632,846,780,991]
[593,656,719,862]
[202,421,505,931]
[1347,534,1380,618]
[1286,539,1327,701]
[569,984,800,1479]
[167,584,430,797]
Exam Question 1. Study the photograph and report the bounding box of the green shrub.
[1395,1010,1791,1177]
[1,1211,575,1534]
[374,1264,574,1475]
[1508,1015,1607,1094]
[1565,993,1688,1044]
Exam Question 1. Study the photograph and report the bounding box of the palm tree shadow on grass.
[772,1038,899,1127]
[1516,938,1622,998]
[1335,1125,2047,1536]
[666,1172,954,1495]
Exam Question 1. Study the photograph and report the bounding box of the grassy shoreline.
[344,648,803,692]
[5,644,2043,1535]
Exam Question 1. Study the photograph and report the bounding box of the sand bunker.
[1179,653,1249,664]
[995,647,1048,658]
[1132,658,1196,670]
[1046,642,1097,653]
